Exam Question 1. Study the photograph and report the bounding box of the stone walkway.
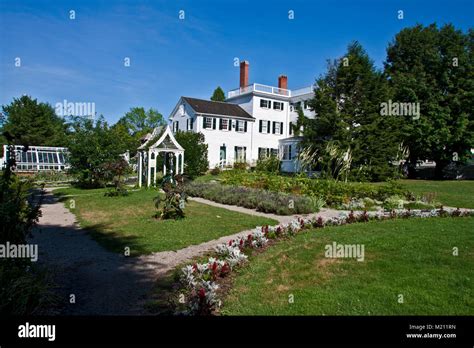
[31,189,345,315]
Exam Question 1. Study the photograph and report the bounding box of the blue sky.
[1,0,472,124]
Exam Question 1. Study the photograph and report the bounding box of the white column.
[175,152,179,175]
[180,153,184,174]
[163,152,167,176]
[147,150,151,187]
[138,151,143,187]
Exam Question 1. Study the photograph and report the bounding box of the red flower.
[198,288,206,299]
[192,263,197,271]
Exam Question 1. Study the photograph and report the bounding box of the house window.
[258,148,278,159]
[282,145,292,160]
[260,99,271,108]
[272,121,283,135]
[204,117,213,129]
[187,118,194,131]
[259,120,270,134]
[273,101,284,111]
[236,120,246,132]
[172,121,179,132]
[220,118,229,130]
[234,146,246,162]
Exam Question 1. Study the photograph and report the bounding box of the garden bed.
[173,207,474,315]
[184,181,323,215]
[215,170,411,206]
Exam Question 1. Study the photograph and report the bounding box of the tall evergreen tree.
[304,42,401,181]
[210,86,226,102]
[385,24,474,178]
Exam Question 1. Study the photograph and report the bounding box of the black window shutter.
[267,121,271,133]
[202,117,206,129]
[289,145,292,160]
[280,122,283,134]
[213,118,216,129]
[272,122,275,134]
[259,120,262,133]
[244,121,247,132]
[289,122,293,135]
[219,118,223,130]
[228,119,232,130]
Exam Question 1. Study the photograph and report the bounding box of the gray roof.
[182,97,254,120]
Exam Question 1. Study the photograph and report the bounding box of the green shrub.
[210,167,221,176]
[255,155,280,173]
[233,162,247,170]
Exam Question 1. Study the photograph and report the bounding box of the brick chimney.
[240,61,249,89]
[278,75,288,90]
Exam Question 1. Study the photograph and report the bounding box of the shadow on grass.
[34,192,173,315]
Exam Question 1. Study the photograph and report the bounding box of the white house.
[168,61,316,172]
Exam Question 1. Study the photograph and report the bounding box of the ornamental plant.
[176,206,473,315]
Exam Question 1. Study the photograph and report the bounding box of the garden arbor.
[137,126,185,187]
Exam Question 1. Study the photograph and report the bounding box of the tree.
[1,95,67,147]
[210,87,226,102]
[304,42,401,181]
[67,116,128,187]
[384,24,474,178]
[115,107,166,157]
[174,131,208,178]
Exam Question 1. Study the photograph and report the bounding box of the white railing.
[291,86,314,97]
[227,83,291,99]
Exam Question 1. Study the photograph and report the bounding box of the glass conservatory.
[0,145,70,172]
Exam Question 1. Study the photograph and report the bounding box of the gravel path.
[31,189,345,315]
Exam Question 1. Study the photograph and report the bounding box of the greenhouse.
[0,145,69,172]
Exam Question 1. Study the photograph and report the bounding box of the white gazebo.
[137,126,185,187]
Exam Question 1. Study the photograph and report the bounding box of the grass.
[401,179,474,208]
[53,187,277,255]
[222,217,474,315]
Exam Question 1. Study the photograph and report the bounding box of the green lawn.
[400,179,474,208]
[222,217,474,315]
[53,187,277,255]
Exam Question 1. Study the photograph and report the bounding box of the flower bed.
[184,181,324,215]
[218,171,411,206]
[175,207,473,315]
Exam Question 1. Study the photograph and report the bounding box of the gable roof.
[182,97,254,120]
[138,125,184,151]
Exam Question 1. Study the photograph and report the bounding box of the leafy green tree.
[67,116,128,187]
[210,86,226,102]
[118,107,165,134]
[115,107,166,156]
[385,24,474,178]
[304,42,401,181]
[1,95,67,147]
[174,131,208,178]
